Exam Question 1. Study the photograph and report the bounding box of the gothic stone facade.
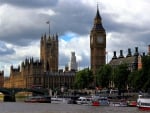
[4,34,75,89]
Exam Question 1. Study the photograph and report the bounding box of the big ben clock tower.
[90,6,106,74]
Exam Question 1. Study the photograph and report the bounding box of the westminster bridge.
[0,87,49,102]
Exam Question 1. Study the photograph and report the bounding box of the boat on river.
[92,97,109,106]
[137,94,150,110]
[24,96,51,103]
[76,97,92,105]
[127,100,137,107]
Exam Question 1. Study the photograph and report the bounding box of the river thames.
[0,102,147,113]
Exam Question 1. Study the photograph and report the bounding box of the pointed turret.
[95,4,101,20]
[92,4,105,32]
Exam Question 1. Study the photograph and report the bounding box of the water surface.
[0,102,146,113]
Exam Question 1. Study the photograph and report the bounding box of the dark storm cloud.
[0,0,95,46]
[1,28,42,46]
[1,0,149,49]
[47,2,95,36]
[0,42,15,55]
[102,13,145,34]
[102,12,150,47]
[0,0,58,8]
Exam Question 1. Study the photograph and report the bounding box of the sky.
[0,0,150,76]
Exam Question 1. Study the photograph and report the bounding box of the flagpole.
[46,21,50,36]
[48,21,50,36]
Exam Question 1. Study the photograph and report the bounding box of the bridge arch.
[0,88,49,102]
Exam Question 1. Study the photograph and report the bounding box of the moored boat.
[24,96,51,103]
[110,101,127,107]
[92,97,109,106]
[109,99,127,107]
[137,94,150,110]
[92,101,100,106]
[127,100,137,107]
[98,97,110,106]
[76,97,92,105]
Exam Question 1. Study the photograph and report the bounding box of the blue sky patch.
[60,32,78,41]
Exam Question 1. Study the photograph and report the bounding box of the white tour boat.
[137,94,150,110]
[76,97,92,105]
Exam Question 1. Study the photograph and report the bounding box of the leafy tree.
[141,56,150,91]
[127,56,150,92]
[96,64,112,88]
[128,70,142,91]
[74,68,93,89]
[114,64,130,91]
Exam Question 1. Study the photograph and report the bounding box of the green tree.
[74,68,93,89]
[141,56,150,91]
[96,64,112,88]
[114,64,130,91]
[127,56,150,92]
[128,70,141,91]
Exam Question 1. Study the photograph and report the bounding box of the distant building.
[4,34,75,89]
[109,47,139,72]
[109,46,150,88]
[68,52,78,71]
[109,45,150,71]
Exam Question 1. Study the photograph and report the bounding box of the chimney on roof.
[134,47,139,56]
[119,50,124,58]
[126,48,132,57]
[112,51,117,59]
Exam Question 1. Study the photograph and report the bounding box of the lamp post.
[61,86,65,102]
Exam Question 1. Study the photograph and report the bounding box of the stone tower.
[68,52,77,71]
[40,33,58,72]
[90,6,106,74]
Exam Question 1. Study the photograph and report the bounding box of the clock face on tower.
[97,36,104,43]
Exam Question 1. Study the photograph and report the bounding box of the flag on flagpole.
[46,21,50,35]
[46,21,50,24]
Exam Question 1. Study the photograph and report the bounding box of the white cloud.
[0,4,48,37]
[103,0,150,25]
[0,0,150,76]
[0,40,40,76]
[59,35,90,68]
[37,8,56,16]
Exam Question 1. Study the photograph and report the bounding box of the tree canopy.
[74,68,93,89]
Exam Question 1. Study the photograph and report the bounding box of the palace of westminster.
[0,6,150,90]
